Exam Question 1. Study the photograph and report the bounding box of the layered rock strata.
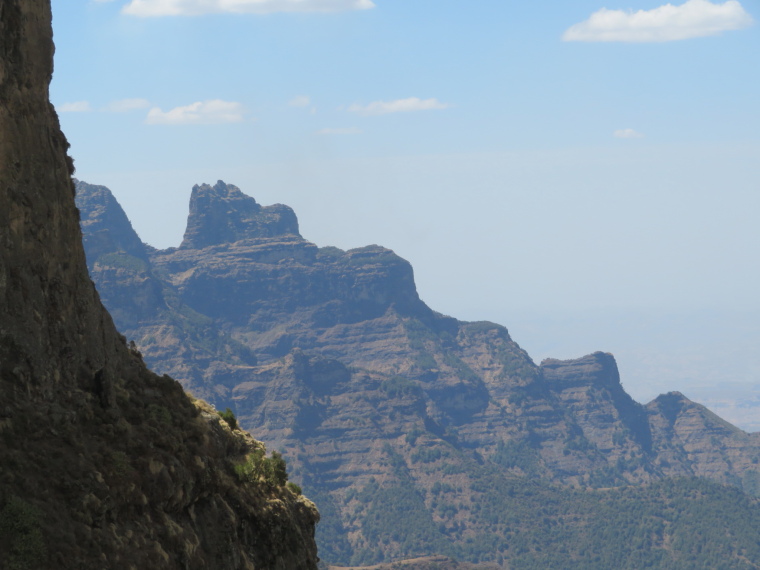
[77,179,760,565]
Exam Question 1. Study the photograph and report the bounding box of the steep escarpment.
[0,2,318,568]
[77,179,760,566]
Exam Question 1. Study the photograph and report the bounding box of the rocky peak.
[645,391,757,484]
[541,352,653,453]
[649,391,690,426]
[75,179,148,268]
[540,351,620,389]
[75,181,168,328]
[647,391,744,436]
[180,180,301,249]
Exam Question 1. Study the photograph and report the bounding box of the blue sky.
[51,0,760,425]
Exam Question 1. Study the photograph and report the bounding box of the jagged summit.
[75,179,430,328]
[181,180,301,249]
[75,179,149,267]
[648,390,745,436]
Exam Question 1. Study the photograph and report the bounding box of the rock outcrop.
[181,181,301,249]
[76,181,760,566]
[0,2,318,568]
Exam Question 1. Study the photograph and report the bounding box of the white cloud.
[563,0,753,43]
[317,127,361,135]
[145,100,246,125]
[348,97,451,116]
[57,101,92,113]
[289,95,311,107]
[122,0,375,16]
[614,128,645,138]
[104,98,151,112]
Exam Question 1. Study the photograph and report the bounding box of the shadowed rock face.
[77,178,760,565]
[0,0,95,387]
[75,179,167,328]
[77,179,151,264]
[0,2,318,568]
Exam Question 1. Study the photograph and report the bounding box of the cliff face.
[76,179,760,565]
[0,3,318,568]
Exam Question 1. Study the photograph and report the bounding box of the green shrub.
[108,451,132,478]
[287,482,303,495]
[411,447,444,464]
[95,252,148,273]
[317,246,345,259]
[0,496,46,569]
[431,481,455,496]
[380,377,422,399]
[405,427,424,446]
[235,448,265,482]
[269,451,288,486]
[235,448,289,488]
[218,408,237,430]
[148,404,172,426]
[492,440,539,474]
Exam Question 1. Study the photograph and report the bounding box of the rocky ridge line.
[76,178,760,565]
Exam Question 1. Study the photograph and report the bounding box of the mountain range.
[76,178,760,567]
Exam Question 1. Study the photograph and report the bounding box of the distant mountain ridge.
[76,179,760,566]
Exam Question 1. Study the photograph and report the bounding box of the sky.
[51,0,760,427]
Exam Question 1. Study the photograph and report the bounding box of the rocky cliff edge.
[0,2,318,568]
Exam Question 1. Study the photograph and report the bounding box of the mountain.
[0,3,318,568]
[76,179,760,567]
